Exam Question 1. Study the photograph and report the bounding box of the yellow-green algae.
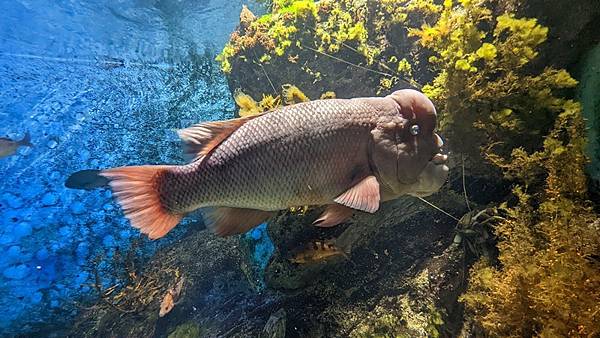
[348,268,445,338]
[231,84,331,117]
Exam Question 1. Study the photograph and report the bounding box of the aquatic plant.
[167,322,201,338]
[282,84,309,104]
[319,91,336,99]
[402,1,600,335]
[232,84,318,117]
[259,94,282,111]
[216,0,398,97]
[217,0,378,72]
[349,270,446,338]
[409,0,579,162]
[233,89,262,117]
[460,107,600,336]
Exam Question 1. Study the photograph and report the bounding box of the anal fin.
[313,204,354,227]
[204,207,274,237]
[333,175,380,213]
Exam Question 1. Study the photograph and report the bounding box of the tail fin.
[19,132,32,147]
[100,166,182,239]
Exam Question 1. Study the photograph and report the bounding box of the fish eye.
[409,124,420,136]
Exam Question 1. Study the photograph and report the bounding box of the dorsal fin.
[177,114,264,162]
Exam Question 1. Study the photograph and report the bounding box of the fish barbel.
[101,89,449,239]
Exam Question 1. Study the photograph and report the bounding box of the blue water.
[0,0,262,333]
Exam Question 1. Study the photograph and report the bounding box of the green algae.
[168,322,202,338]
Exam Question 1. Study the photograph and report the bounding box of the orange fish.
[290,241,347,264]
[100,89,448,239]
[0,132,32,158]
[159,278,185,317]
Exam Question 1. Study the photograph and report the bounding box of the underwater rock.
[2,192,23,209]
[69,185,469,337]
[30,292,43,305]
[260,308,286,338]
[3,264,29,280]
[14,223,32,238]
[101,235,115,247]
[35,248,49,261]
[41,192,59,206]
[167,322,201,338]
[75,242,89,258]
[69,231,248,337]
[70,201,86,215]
[6,246,22,260]
[578,42,600,195]
[46,139,58,149]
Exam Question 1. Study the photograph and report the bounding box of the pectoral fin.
[203,207,274,237]
[313,204,354,227]
[333,175,380,213]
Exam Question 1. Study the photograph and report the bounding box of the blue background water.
[0,0,262,333]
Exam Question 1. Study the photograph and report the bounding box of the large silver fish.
[101,89,449,239]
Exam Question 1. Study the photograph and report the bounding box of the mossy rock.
[168,322,202,338]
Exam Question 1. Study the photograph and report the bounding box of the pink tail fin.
[100,166,182,239]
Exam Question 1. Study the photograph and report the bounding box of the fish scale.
[160,99,377,213]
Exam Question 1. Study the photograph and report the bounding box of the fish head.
[370,89,448,195]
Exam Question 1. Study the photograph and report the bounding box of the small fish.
[65,169,110,190]
[98,89,449,239]
[290,241,347,264]
[97,56,125,70]
[0,132,32,158]
[159,277,185,317]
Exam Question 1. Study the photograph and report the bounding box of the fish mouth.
[431,153,448,165]
[430,134,448,166]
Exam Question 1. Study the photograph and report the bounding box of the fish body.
[65,169,110,190]
[164,98,375,211]
[159,277,185,317]
[290,241,347,264]
[0,132,32,158]
[101,90,449,239]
